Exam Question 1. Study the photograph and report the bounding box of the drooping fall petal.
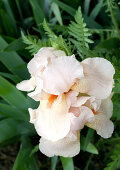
[86,113,114,138]
[86,96,114,138]
[34,94,71,142]
[39,132,80,157]
[16,77,36,91]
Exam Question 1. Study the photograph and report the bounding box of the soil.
[0,144,18,170]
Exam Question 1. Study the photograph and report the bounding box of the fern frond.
[104,144,120,170]
[21,32,48,55]
[43,19,57,39]
[53,35,72,56]
[43,20,72,55]
[68,7,93,47]
[90,29,118,40]
[104,0,117,13]
[68,7,93,59]
[69,38,96,59]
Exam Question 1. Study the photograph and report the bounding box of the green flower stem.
[108,0,120,39]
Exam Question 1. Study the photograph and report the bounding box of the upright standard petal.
[81,57,115,99]
[28,47,55,76]
[43,56,84,95]
[27,47,66,77]
[34,94,70,142]
[39,133,80,157]
[16,77,35,91]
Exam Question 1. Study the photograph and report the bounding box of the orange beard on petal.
[47,94,58,108]
[91,109,98,115]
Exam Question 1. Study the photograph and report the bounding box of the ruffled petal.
[69,107,80,117]
[86,113,114,138]
[27,57,47,77]
[66,90,79,107]
[28,77,43,101]
[72,96,91,107]
[34,47,54,58]
[43,56,84,95]
[28,47,56,76]
[81,57,115,99]
[71,78,89,93]
[16,77,35,91]
[39,133,80,157]
[99,95,113,118]
[28,108,36,124]
[53,50,66,57]
[70,106,95,130]
[34,94,70,142]
[85,97,101,111]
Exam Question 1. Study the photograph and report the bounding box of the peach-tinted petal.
[28,48,66,77]
[71,78,89,93]
[28,77,43,101]
[28,108,36,124]
[69,107,80,117]
[34,94,70,142]
[99,96,113,118]
[39,133,80,157]
[81,57,115,99]
[66,90,79,107]
[43,56,84,95]
[72,96,91,107]
[28,48,55,76]
[70,106,95,131]
[85,97,101,111]
[66,91,90,108]
[86,113,114,138]
[16,77,35,91]
[53,50,66,57]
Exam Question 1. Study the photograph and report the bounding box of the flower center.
[47,94,58,107]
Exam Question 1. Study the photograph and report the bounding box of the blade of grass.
[0,118,35,143]
[90,0,103,19]
[51,2,63,25]
[83,129,94,151]
[0,103,28,120]
[60,157,74,170]
[15,0,23,22]
[0,9,17,37]
[51,156,58,170]
[29,0,45,26]
[2,0,18,35]
[84,0,91,16]
[53,0,76,16]
[4,38,26,52]
[0,36,29,79]
[0,76,28,111]
[13,136,39,170]
[0,72,20,83]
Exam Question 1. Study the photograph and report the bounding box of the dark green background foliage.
[0,0,120,169]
